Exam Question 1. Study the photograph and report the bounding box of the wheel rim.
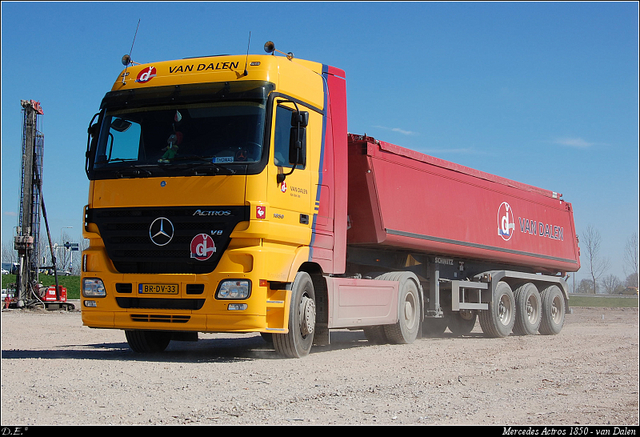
[459,310,474,321]
[550,294,563,324]
[498,294,512,325]
[299,294,316,337]
[526,294,540,324]
[403,290,418,331]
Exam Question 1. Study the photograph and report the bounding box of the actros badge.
[149,217,174,246]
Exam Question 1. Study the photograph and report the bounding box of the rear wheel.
[422,317,448,337]
[539,285,565,335]
[448,310,477,336]
[377,272,421,344]
[125,330,171,353]
[363,325,388,344]
[479,281,515,338]
[513,283,542,335]
[273,272,316,358]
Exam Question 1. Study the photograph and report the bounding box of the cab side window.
[273,104,305,169]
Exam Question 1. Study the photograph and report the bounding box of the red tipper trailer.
[343,134,580,340]
[346,134,580,275]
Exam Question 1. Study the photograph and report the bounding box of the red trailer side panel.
[347,135,580,274]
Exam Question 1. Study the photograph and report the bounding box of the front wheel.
[273,272,316,358]
[125,330,171,353]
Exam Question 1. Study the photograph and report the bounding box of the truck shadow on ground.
[1,330,377,363]
[2,330,491,363]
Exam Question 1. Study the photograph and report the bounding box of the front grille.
[89,206,249,274]
[116,297,205,310]
[130,314,191,323]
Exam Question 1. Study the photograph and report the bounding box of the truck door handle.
[300,214,309,225]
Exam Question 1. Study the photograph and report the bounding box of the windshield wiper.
[190,163,237,175]
[162,156,237,175]
[114,164,154,178]
[107,158,137,163]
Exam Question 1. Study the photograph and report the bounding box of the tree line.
[1,230,88,276]
[2,228,639,295]
[577,228,638,295]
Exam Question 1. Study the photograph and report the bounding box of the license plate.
[138,284,179,294]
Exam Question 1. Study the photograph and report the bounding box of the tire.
[448,310,477,336]
[273,272,316,358]
[479,281,515,338]
[539,285,565,335]
[125,330,171,353]
[422,317,448,337]
[363,325,388,344]
[513,283,542,335]
[376,272,421,344]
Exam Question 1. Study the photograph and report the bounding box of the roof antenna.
[121,19,141,84]
[243,31,252,76]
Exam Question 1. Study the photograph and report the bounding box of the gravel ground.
[1,304,638,426]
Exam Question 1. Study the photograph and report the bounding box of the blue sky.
[2,2,638,285]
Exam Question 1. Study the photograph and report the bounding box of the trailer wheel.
[375,272,421,344]
[513,283,542,335]
[539,285,565,335]
[448,310,477,336]
[273,271,316,358]
[479,281,515,338]
[125,330,171,353]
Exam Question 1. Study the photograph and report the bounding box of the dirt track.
[1,305,638,426]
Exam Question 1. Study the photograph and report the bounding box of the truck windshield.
[92,101,265,177]
[87,80,274,179]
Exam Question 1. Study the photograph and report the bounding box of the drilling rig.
[11,100,74,310]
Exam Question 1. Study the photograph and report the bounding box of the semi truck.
[81,42,580,358]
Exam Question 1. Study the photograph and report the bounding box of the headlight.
[216,280,251,299]
[83,278,106,297]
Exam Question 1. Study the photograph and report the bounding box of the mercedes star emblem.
[149,217,174,246]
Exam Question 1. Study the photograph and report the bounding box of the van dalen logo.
[497,202,515,241]
[149,217,174,246]
[136,66,156,83]
[190,234,216,261]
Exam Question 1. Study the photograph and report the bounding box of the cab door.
[265,99,319,249]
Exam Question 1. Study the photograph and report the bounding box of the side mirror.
[289,111,308,166]
[85,113,100,177]
[276,102,308,184]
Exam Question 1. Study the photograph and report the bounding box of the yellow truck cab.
[82,44,349,357]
